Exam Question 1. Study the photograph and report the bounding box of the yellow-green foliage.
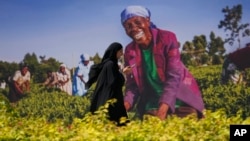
[1,65,250,140]
[14,84,90,125]
[1,102,250,141]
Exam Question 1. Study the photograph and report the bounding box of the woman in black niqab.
[89,42,128,125]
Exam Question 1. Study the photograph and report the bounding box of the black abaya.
[90,59,128,124]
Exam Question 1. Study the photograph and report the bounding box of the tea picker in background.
[57,64,72,95]
[221,43,250,84]
[0,80,6,89]
[121,5,205,120]
[8,62,31,103]
[43,70,59,88]
[73,54,91,96]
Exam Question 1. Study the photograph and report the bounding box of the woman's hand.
[156,103,169,120]
[59,80,65,86]
[123,66,133,75]
[124,101,131,111]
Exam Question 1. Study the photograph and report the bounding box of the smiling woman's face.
[123,16,152,47]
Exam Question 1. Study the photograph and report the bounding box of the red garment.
[228,46,250,70]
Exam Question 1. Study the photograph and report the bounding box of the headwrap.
[120,5,151,23]
[80,53,90,61]
[60,64,66,68]
[120,5,157,28]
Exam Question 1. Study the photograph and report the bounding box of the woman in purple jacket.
[121,5,205,120]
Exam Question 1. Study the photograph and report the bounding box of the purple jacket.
[124,28,205,113]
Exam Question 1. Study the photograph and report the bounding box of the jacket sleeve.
[123,45,140,109]
[159,32,182,113]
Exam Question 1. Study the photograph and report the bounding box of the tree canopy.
[218,4,250,48]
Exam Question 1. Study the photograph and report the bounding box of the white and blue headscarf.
[80,54,90,62]
[120,5,156,28]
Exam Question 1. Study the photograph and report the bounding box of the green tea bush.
[1,105,250,140]
[0,92,11,113]
[13,84,90,125]
[1,65,250,140]
[190,65,250,118]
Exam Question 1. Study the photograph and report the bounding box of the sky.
[0,0,250,68]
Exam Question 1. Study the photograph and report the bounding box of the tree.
[207,31,225,65]
[218,4,250,48]
[0,61,18,82]
[22,53,39,77]
[91,53,102,64]
[192,35,208,65]
[181,35,209,66]
[181,41,194,66]
[39,55,46,63]
[34,56,61,83]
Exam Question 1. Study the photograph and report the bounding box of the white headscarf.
[120,5,151,23]
[60,63,66,68]
[120,5,157,28]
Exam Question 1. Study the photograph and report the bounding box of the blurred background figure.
[221,43,250,84]
[43,70,59,88]
[57,64,72,95]
[8,62,30,103]
[0,80,6,89]
[73,53,91,96]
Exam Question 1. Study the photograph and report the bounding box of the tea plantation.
[1,65,250,140]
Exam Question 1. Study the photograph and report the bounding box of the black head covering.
[86,42,123,89]
[102,42,123,64]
